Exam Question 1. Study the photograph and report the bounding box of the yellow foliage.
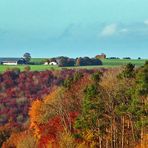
[59,130,76,148]
[77,142,96,148]
[2,130,37,148]
[17,133,38,148]
[100,69,120,91]
[44,87,61,104]
[84,131,94,142]
[77,130,98,148]
[29,88,61,128]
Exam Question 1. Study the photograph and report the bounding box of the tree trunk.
[141,126,144,148]
[130,120,136,147]
[111,122,113,148]
[121,116,125,148]
[113,126,116,148]
[106,139,109,148]
[99,137,102,148]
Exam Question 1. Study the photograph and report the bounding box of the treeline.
[0,62,147,147]
[45,56,102,67]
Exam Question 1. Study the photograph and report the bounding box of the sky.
[0,0,148,58]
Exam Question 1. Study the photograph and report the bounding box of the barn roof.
[0,58,21,62]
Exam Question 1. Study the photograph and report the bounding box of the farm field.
[0,59,147,72]
[0,65,60,73]
[102,59,146,66]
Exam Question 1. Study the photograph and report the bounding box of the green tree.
[23,53,31,63]
[136,61,148,96]
[75,73,108,147]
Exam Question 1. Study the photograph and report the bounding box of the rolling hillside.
[0,58,147,73]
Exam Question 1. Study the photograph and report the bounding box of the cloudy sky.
[0,0,148,58]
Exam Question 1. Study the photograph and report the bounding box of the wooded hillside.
[0,62,147,148]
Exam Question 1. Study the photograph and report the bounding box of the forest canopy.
[0,62,147,148]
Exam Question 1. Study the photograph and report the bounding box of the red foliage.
[37,112,79,147]
[0,69,103,129]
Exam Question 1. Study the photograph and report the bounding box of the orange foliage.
[37,116,62,148]
[37,112,79,147]
[29,88,61,139]
[29,99,43,128]
[135,134,148,148]
[44,87,61,104]
[2,130,37,148]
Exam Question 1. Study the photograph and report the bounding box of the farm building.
[44,61,49,65]
[0,58,27,65]
[95,53,106,59]
[44,61,58,65]
[44,58,58,65]
[49,61,58,65]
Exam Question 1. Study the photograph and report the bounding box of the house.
[0,58,27,65]
[49,61,58,66]
[44,61,58,66]
[95,53,106,59]
[43,57,59,66]
[43,59,58,65]
[44,62,49,65]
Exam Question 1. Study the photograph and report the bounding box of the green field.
[0,59,147,73]
[0,65,60,73]
[102,59,146,66]
[31,58,147,66]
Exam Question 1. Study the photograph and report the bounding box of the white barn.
[0,58,27,65]
[49,61,58,66]
[44,62,49,65]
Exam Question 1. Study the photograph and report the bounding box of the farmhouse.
[49,61,58,65]
[44,58,58,66]
[95,53,106,59]
[44,61,49,65]
[44,61,58,65]
[0,58,27,65]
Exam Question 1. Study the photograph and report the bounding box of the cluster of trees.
[107,57,131,59]
[0,62,147,147]
[123,57,131,59]
[107,57,142,60]
[50,56,102,67]
[75,57,102,66]
[56,57,75,67]
[107,57,120,59]
[0,68,97,127]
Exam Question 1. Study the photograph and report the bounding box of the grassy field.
[31,58,146,66]
[0,65,60,73]
[0,59,147,73]
[102,59,146,66]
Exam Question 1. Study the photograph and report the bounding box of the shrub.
[24,66,31,71]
